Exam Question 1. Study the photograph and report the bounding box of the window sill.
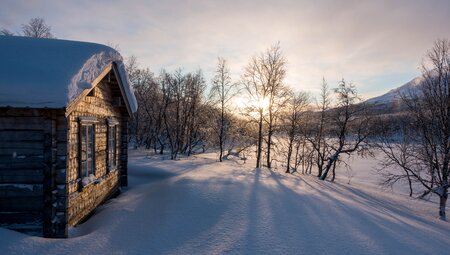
[79,175,100,190]
[108,167,118,173]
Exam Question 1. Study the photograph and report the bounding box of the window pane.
[90,125,94,176]
[80,123,95,180]
[82,161,87,178]
[113,126,116,167]
[108,125,117,169]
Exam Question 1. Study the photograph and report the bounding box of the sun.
[231,96,270,113]
[255,97,270,110]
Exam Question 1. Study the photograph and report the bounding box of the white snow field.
[1,150,449,255]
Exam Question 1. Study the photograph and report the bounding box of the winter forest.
[1,6,450,254]
[127,40,450,221]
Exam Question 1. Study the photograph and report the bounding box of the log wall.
[0,107,67,237]
[0,69,130,238]
[67,76,128,227]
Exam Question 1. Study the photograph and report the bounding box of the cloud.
[1,0,450,98]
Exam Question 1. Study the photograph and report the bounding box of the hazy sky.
[2,0,450,98]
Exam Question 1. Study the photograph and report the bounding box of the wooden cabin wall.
[120,117,128,186]
[67,78,128,227]
[0,107,67,237]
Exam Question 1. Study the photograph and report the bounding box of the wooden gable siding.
[0,107,67,237]
[67,72,128,227]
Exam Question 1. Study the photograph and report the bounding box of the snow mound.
[0,36,137,112]
[68,50,120,103]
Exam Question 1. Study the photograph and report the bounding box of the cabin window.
[108,124,117,171]
[80,124,95,178]
[79,117,97,187]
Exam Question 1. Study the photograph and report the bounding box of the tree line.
[127,40,449,220]
[127,43,371,181]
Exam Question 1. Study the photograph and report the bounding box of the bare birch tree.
[209,57,238,162]
[284,91,310,173]
[242,43,287,169]
[375,115,415,197]
[377,39,450,220]
[0,29,14,36]
[1,17,54,38]
[319,79,370,181]
[308,78,332,177]
[22,17,54,38]
[159,69,207,159]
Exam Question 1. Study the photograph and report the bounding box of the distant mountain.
[365,76,424,107]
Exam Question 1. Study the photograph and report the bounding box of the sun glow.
[232,96,270,112]
[255,97,270,110]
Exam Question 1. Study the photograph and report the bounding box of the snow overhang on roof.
[0,36,137,113]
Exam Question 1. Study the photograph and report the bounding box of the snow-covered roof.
[0,36,137,113]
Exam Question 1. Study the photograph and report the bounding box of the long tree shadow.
[77,163,250,254]
[242,168,450,254]
[323,180,449,231]
[244,167,262,253]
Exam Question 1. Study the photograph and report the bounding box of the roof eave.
[111,62,134,118]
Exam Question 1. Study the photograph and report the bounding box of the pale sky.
[1,0,450,99]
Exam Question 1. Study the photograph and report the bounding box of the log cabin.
[0,36,138,238]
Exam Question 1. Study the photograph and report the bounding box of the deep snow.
[0,150,449,255]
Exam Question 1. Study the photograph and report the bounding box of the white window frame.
[107,119,119,172]
[79,117,98,188]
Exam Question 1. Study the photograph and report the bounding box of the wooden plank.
[0,130,44,142]
[0,117,44,130]
[0,173,44,184]
[0,197,43,211]
[0,108,42,117]
[0,168,43,175]
[56,116,67,124]
[0,144,44,157]
[0,159,44,170]
[0,141,44,149]
[0,184,43,197]
[57,129,67,142]
[56,142,68,156]
[0,137,44,157]
[0,212,42,223]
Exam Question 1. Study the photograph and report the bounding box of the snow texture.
[0,36,137,112]
[0,150,449,254]
[81,174,97,186]
[0,184,37,191]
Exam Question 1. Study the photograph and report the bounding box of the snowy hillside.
[365,76,424,106]
[0,150,449,255]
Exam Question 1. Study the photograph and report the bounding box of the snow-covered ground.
[1,150,449,255]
